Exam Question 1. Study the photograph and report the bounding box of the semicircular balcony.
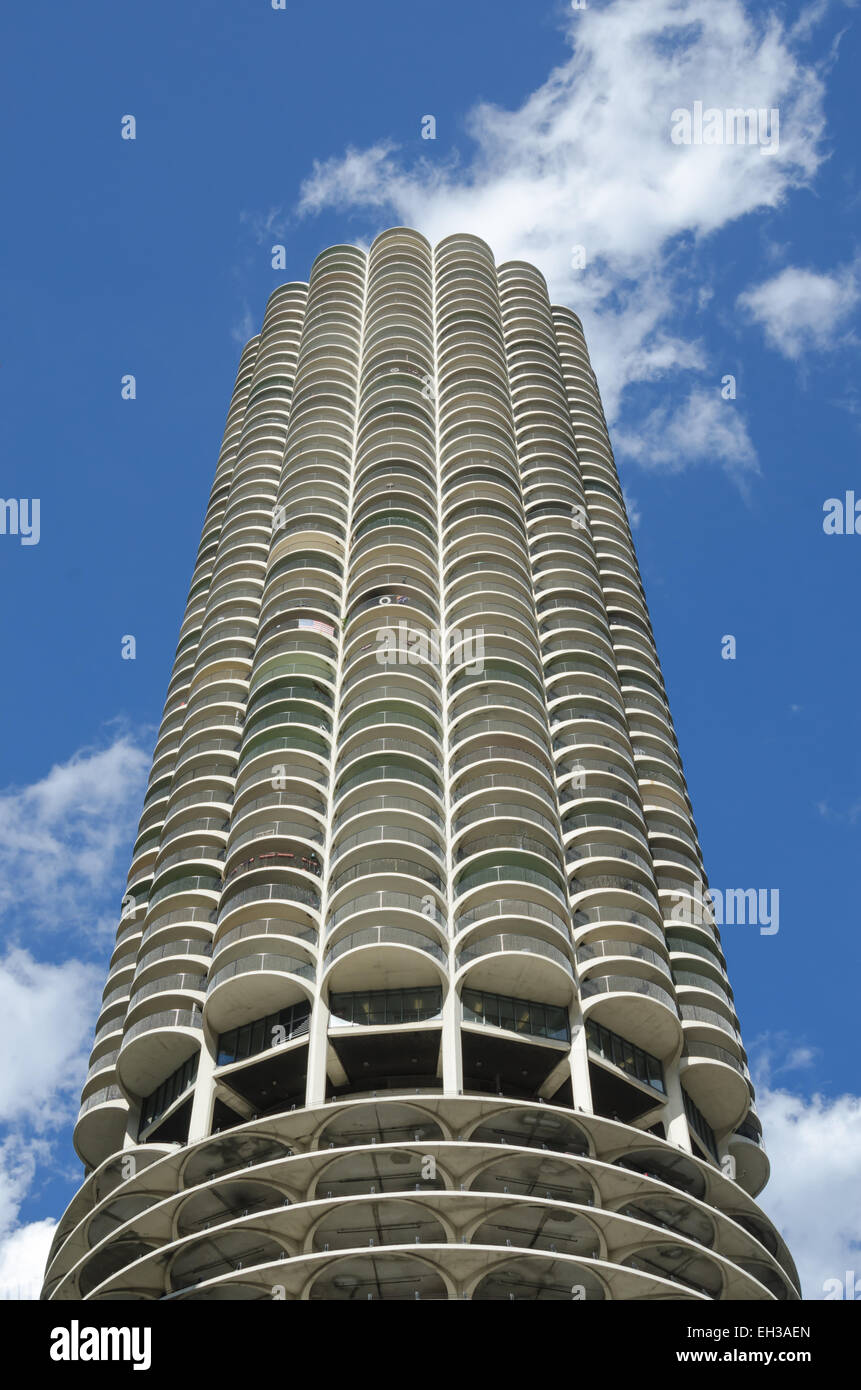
[147,864,223,919]
[451,797,561,865]
[333,754,444,821]
[455,928,575,1007]
[326,848,444,922]
[450,740,556,808]
[132,936,213,990]
[243,669,334,722]
[453,848,569,927]
[449,709,551,768]
[321,924,448,998]
[330,821,445,887]
[453,893,572,959]
[576,937,672,990]
[336,707,442,769]
[325,878,448,947]
[204,946,316,1036]
[674,970,738,1036]
[73,1086,127,1170]
[215,867,321,943]
[666,927,727,979]
[568,861,662,931]
[344,594,438,649]
[678,1040,751,1134]
[580,969,681,1061]
[330,781,443,846]
[236,719,330,782]
[726,1115,770,1196]
[448,690,549,756]
[240,692,332,745]
[167,765,236,819]
[124,970,208,1032]
[449,656,544,716]
[562,802,649,866]
[117,1007,203,1098]
[152,841,226,884]
[340,640,441,704]
[225,802,325,874]
[678,1001,743,1060]
[565,839,656,902]
[248,651,336,705]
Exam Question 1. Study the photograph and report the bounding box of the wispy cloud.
[0,1136,56,1300]
[0,734,152,1297]
[0,736,150,946]
[296,0,829,473]
[613,386,759,484]
[737,260,861,359]
[238,206,288,246]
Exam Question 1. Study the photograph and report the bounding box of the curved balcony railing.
[122,1009,203,1046]
[216,881,321,923]
[455,833,562,867]
[207,953,316,993]
[129,972,207,1007]
[77,1085,123,1120]
[84,1050,119,1084]
[679,1004,740,1041]
[331,824,443,861]
[324,926,446,968]
[332,793,443,833]
[576,940,671,977]
[569,874,660,911]
[327,889,446,931]
[455,863,566,904]
[456,933,574,976]
[581,974,677,1011]
[330,857,442,894]
[682,1040,746,1076]
[566,841,653,875]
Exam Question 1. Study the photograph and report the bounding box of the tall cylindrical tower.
[42,230,798,1302]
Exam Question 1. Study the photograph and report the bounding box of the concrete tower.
[42,229,798,1302]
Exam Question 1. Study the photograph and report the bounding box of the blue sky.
[0,0,859,1298]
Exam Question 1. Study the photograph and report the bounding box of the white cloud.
[0,950,102,1130]
[0,736,152,1296]
[0,737,150,942]
[0,1135,56,1300]
[613,386,758,479]
[0,1219,56,1301]
[622,489,642,528]
[239,207,288,246]
[737,261,861,358]
[756,1083,861,1299]
[232,302,256,346]
[296,0,828,469]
